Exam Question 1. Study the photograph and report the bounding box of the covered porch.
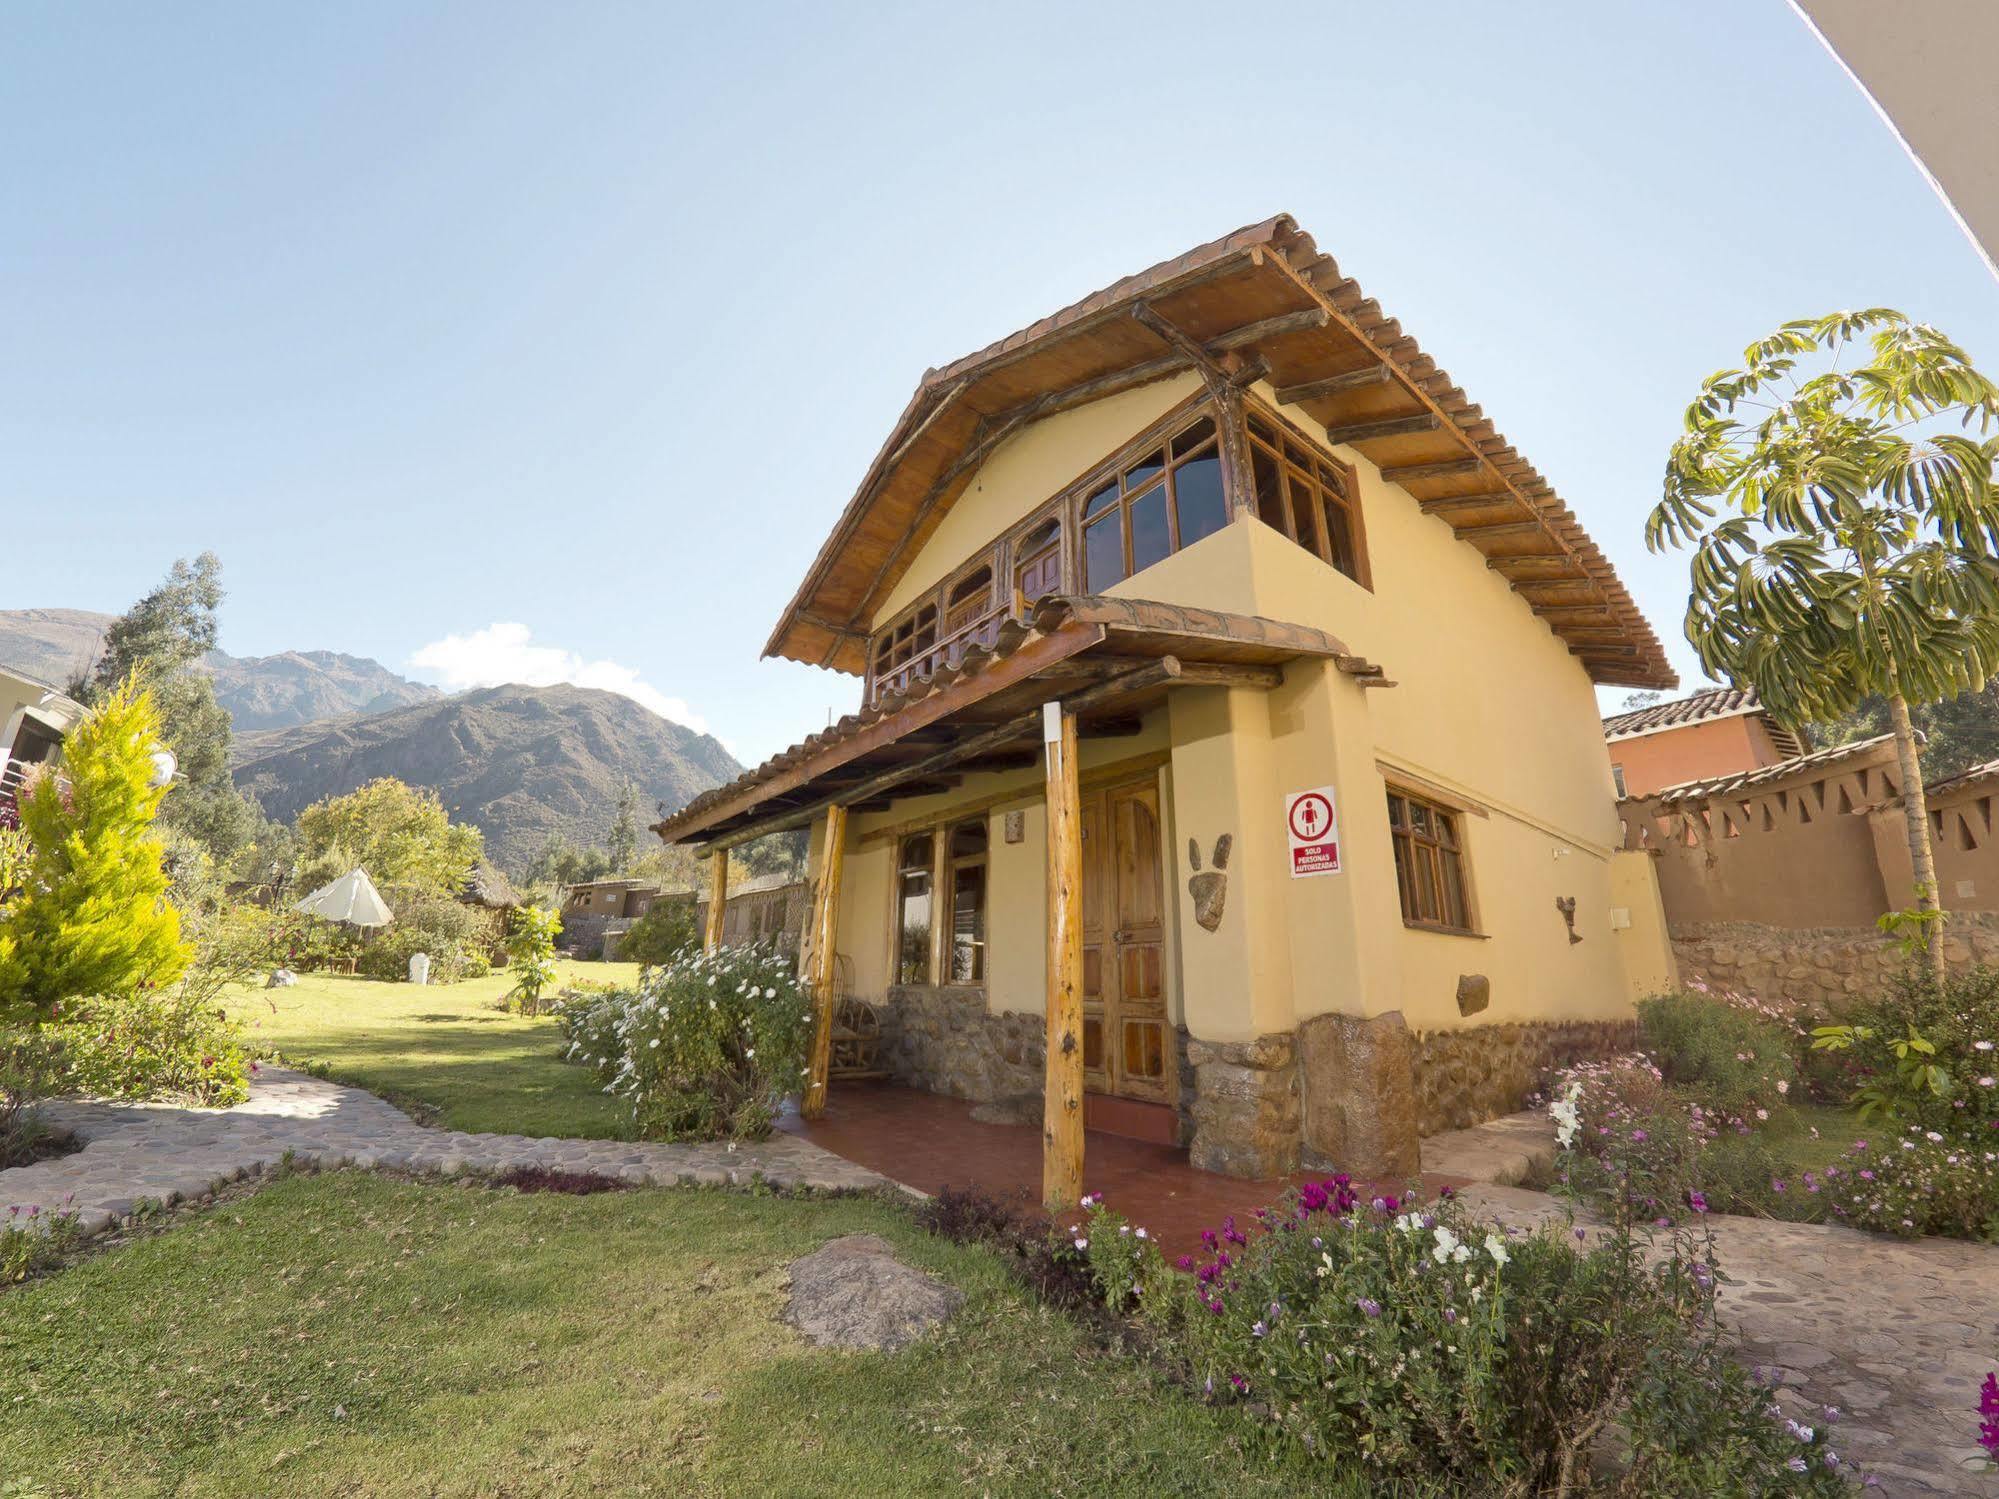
[654,594,1389,1211]
[777,1080,1467,1258]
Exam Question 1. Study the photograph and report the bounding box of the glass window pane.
[1172,453,1227,550]
[1083,480,1119,520]
[1441,849,1467,930]
[949,819,987,858]
[1124,448,1165,491]
[1289,471,1323,559]
[950,864,986,982]
[1412,846,1440,924]
[1128,483,1170,575]
[1253,447,1288,535]
[1391,834,1417,922]
[900,834,933,872]
[1324,498,1356,577]
[1085,513,1126,591]
[1248,415,1276,444]
[1285,439,1312,469]
[1171,416,1216,459]
[897,870,932,985]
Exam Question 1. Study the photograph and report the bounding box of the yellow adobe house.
[656,215,1680,1207]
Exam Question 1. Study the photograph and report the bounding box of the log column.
[704,848,729,951]
[1041,701,1085,1212]
[801,805,847,1119]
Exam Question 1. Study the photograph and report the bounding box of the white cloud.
[409,622,714,738]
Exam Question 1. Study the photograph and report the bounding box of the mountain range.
[0,608,742,874]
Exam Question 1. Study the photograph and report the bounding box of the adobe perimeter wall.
[1671,914,1999,1014]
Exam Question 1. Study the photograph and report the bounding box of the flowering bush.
[1066,1183,1854,1493]
[1638,990,1800,1118]
[353,886,491,984]
[1821,1125,1999,1240]
[558,942,809,1141]
[47,987,250,1107]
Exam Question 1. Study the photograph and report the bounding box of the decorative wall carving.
[1187,833,1232,932]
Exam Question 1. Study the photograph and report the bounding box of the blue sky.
[7,2,1996,764]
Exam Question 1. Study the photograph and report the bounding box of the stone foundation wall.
[875,987,1044,1103]
[1671,915,1999,1015]
[1186,1034,1299,1178]
[1411,1019,1637,1137]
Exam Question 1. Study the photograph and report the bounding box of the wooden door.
[1079,776,1170,1102]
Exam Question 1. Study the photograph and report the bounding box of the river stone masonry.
[0,1068,889,1240]
[1410,1018,1638,1136]
[1673,914,1999,1015]
[876,986,1045,1103]
[1186,1033,1300,1178]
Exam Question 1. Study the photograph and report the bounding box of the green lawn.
[1762,1101,1873,1175]
[0,1173,1346,1498]
[223,963,642,1139]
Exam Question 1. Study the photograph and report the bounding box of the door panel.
[1079,776,1171,1103]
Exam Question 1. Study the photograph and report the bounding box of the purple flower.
[1355,1297,1382,1319]
[1228,1374,1249,1394]
[1251,1320,1268,1339]
[1978,1372,1999,1457]
[1687,1190,1708,1214]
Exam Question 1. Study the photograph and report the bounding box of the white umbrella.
[294,867,395,928]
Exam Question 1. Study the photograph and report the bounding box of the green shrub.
[2,1201,83,1282]
[1638,991,1800,1117]
[1815,965,1999,1135]
[353,885,486,983]
[560,942,809,1141]
[554,986,629,1079]
[616,898,697,970]
[503,905,562,1013]
[0,1030,63,1169]
[1088,1183,1854,1493]
[48,988,249,1106]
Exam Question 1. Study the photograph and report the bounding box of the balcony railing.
[868,601,1012,705]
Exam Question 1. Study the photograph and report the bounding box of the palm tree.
[1648,310,1999,983]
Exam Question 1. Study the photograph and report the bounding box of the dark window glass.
[1385,790,1473,931]
[1085,513,1125,591]
[950,863,986,982]
[1173,453,1227,549]
[1124,448,1165,491]
[1252,447,1287,534]
[949,567,991,607]
[1128,482,1170,575]
[949,819,987,858]
[1289,473,1323,559]
[1248,415,1276,444]
[1083,480,1119,520]
[1171,416,1217,459]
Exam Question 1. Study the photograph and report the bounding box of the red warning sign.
[1286,787,1341,877]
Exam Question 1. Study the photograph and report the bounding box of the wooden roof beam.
[1274,364,1392,406]
[1455,521,1549,540]
[1380,457,1486,484]
[1323,413,1441,445]
[1417,492,1522,517]
[1207,308,1330,351]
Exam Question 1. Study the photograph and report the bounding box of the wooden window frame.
[1242,392,1372,590]
[1076,411,1227,594]
[892,832,935,986]
[1386,785,1480,937]
[861,388,1237,705]
[943,817,989,984]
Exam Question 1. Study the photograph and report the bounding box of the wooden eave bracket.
[1335,653,1396,688]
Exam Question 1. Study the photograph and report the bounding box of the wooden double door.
[1080,776,1170,1103]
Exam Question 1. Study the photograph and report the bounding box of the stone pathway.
[1443,1113,1999,1497]
[1,1068,891,1237]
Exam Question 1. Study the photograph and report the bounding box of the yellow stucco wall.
[870,373,1203,628]
[822,377,1655,1045]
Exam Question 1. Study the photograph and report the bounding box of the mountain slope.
[0,608,437,729]
[232,682,742,873]
[0,607,110,686]
[203,649,438,730]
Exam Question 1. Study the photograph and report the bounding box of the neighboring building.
[656,216,1679,1187]
[1602,686,1806,800]
[0,665,85,827]
[693,872,809,954]
[559,877,661,956]
[1794,0,1999,282]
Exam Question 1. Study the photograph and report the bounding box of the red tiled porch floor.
[779,1082,1471,1260]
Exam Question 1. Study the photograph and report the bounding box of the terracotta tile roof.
[1628,733,1899,808]
[764,214,1673,689]
[1603,687,1764,739]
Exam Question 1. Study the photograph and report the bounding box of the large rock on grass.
[784,1234,962,1351]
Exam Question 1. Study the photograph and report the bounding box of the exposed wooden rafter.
[1273,364,1391,406]
[1378,457,1485,484]
[1417,492,1522,517]
[1322,413,1440,445]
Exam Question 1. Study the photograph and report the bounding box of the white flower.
[1926,1131,1944,1143]
[1452,1243,1471,1264]
[1982,1077,1996,1088]
[1073,1237,1088,1251]
[1484,1233,1509,1268]
[1977,1040,1995,1052]
[745,1048,755,1059]
[1134,1227,1148,1240]
[649,1038,660,1049]
[1430,1226,1461,1264]
[1775,1080,1789,1095]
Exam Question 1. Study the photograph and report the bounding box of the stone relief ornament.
[1188,833,1233,932]
[1555,895,1582,944]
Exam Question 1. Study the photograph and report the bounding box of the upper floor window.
[1082,413,1229,592]
[873,602,938,693]
[1247,409,1366,586]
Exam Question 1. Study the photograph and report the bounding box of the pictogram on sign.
[1286,786,1341,877]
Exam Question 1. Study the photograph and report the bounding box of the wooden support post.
[704,848,729,951]
[1041,702,1085,1213]
[801,804,847,1119]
